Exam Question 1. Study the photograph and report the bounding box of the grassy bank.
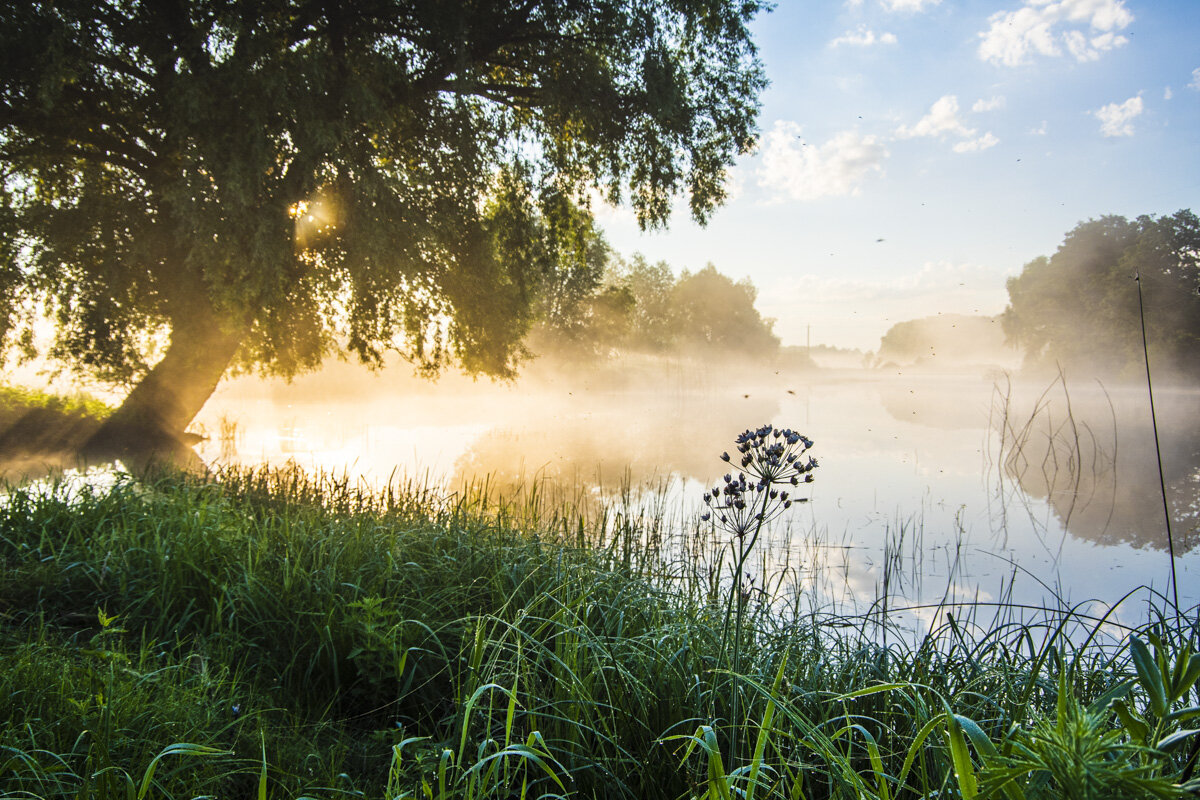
[1,465,1198,799]
[0,384,113,473]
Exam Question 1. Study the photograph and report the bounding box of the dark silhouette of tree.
[1002,210,1200,378]
[0,0,767,455]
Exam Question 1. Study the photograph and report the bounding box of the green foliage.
[2,466,1198,799]
[672,265,780,353]
[612,253,680,351]
[943,654,1196,800]
[535,253,780,357]
[0,383,113,421]
[0,0,767,393]
[1002,210,1200,377]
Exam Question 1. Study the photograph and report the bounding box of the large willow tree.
[0,0,766,453]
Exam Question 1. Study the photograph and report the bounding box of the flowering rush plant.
[701,425,817,537]
[700,425,817,755]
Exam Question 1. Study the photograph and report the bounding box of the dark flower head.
[706,424,816,536]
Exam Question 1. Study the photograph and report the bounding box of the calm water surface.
[193,363,1200,632]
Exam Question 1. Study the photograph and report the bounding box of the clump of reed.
[1,453,1198,799]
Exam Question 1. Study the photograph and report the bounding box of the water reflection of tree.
[993,378,1200,552]
[448,389,782,495]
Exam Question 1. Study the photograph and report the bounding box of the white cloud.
[1164,86,1173,101]
[881,0,941,11]
[895,95,973,138]
[1190,68,1200,91]
[896,95,999,154]
[1093,95,1143,137]
[978,0,1133,67]
[757,122,888,202]
[1030,120,1048,135]
[972,95,1006,112]
[953,132,1000,153]
[831,26,898,47]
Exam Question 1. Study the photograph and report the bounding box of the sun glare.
[291,195,339,249]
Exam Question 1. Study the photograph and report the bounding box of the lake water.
[190,358,1200,635]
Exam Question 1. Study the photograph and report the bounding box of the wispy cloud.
[1190,68,1200,91]
[978,0,1132,67]
[830,26,898,47]
[757,122,888,201]
[1164,86,1174,101]
[1093,95,1143,137]
[971,95,1006,112]
[1030,120,1048,135]
[953,132,1000,153]
[880,0,940,11]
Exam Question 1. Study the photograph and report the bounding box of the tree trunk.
[82,305,244,465]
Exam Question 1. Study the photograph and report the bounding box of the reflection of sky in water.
[195,368,1200,631]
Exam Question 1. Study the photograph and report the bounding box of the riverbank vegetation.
[0,385,113,469]
[2,465,1198,799]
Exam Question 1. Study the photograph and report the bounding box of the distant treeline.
[531,252,779,358]
[864,209,1199,377]
[872,314,1011,368]
[1003,209,1199,379]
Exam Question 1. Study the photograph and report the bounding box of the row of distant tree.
[869,209,1199,379]
[530,252,780,358]
[550,205,1200,376]
[533,206,1199,377]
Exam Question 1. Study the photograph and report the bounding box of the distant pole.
[1135,272,1180,612]
[806,324,811,354]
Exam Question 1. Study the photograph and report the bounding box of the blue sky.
[600,0,1200,350]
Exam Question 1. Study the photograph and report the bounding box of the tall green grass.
[1,464,1197,798]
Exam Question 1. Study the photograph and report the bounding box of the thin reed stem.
[1134,271,1179,612]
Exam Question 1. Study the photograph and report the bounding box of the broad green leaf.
[1131,637,1168,717]
[1085,679,1134,717]
[1165,705,1200,725]
[1156,728,1200,751]
[1113,699,1150,743]
[944,713,979,800]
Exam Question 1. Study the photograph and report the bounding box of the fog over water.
[187,352,1200,631]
